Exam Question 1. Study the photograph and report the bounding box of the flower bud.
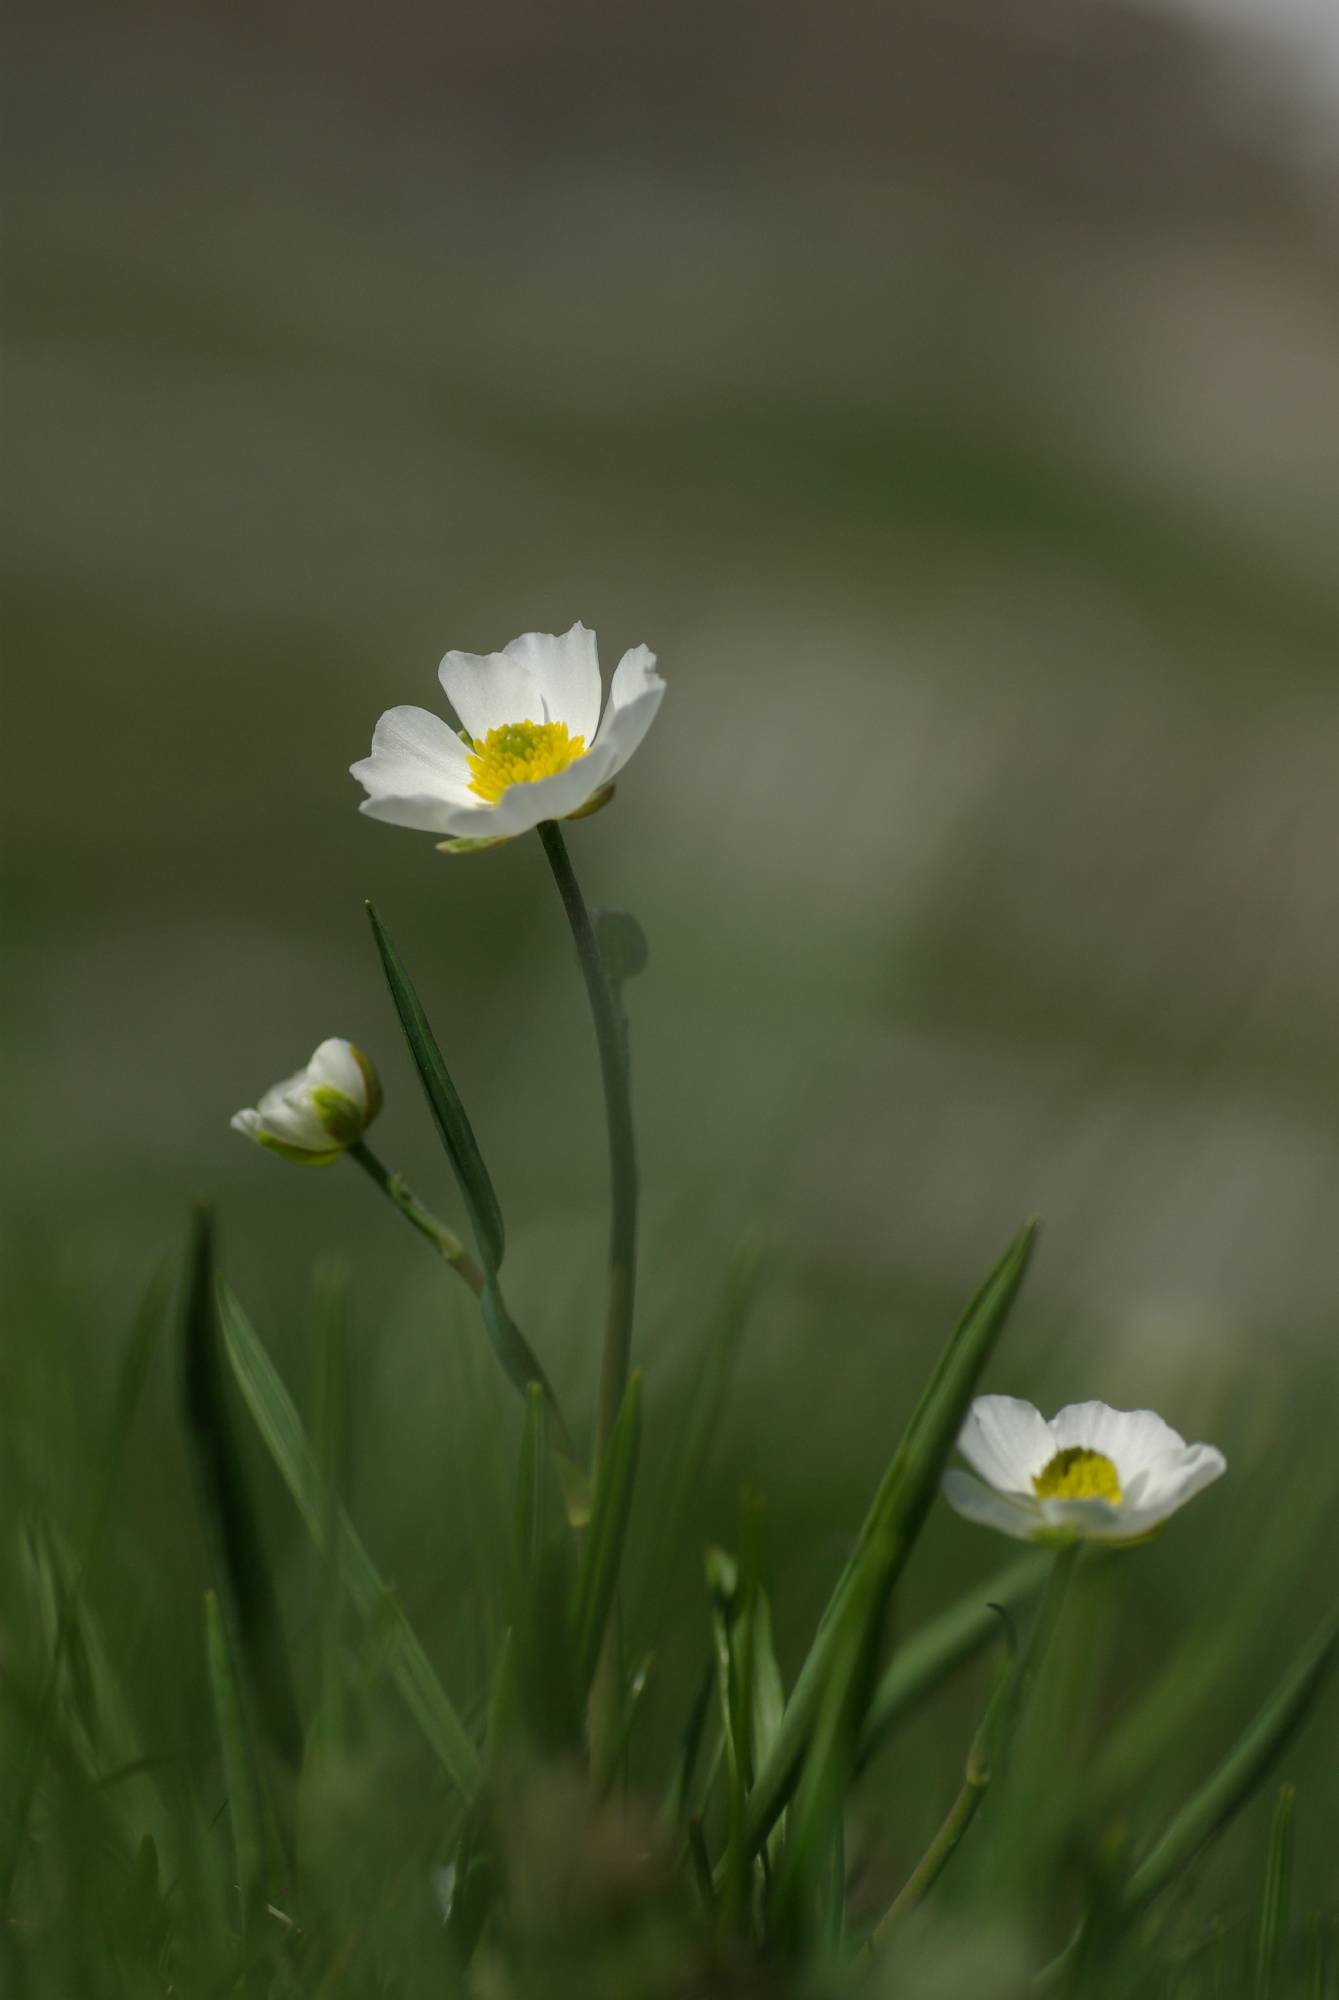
[231,1038,382,1166]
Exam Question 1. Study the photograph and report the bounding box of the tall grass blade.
[1123,1611,1338,1917]
[744,1220,1037,1856]
[204,1588,266,1944]
[768,1531,891,1953]
[181,1207,302,1768]
[217,1282,482,1803]
[1253,1783,1295,2000]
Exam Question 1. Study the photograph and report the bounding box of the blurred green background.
[4,0,1339,1973]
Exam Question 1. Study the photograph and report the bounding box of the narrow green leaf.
[599,1653,655,1795]
[859,1554,1047,1767]
[571,1372,643,1694]
[706,1545,753,1929]
[365,902,505,1273]
[1254,1784,1295,2000]
[769,1530,892,1952]
[204,1588,266,1941]
[1124,1612,1338,1917]
[311,1258,351,1755]
[745,1220,1037,1857]
[181,1207,302,1768]
[217,1283,482,1804]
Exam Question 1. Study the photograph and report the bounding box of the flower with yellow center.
[942,1395,1226,1547]
[350,622,665,846]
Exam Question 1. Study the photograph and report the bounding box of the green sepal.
[565,781,616,821]
[309,1085,365,1145]
[254,1131,345,1167]
[435,833,514,855]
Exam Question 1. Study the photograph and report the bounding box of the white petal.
[438,648,544,743]
[593,645,665,778]
[1120,1443,1227,1522]
[1048,1403,1187,1481]
[437,745,619,841]
[305,1039,367,1112]
[256,1090,330,1151]
[942,1469,1045,1542]
[503,624,602,742]
[231,1109,263,1139]
[957,1395,1054,1494]
[350,706,475,807]
[358,791,464,835]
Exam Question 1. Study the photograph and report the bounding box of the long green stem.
[870,1705,994,1947]
[347,1141,485,1294]
[536,818,640,1790]
[870,1546,1081,1953]
[535,820,639,1470]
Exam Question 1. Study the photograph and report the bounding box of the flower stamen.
[1033,1447,1123,1504]
[467,719,585,803]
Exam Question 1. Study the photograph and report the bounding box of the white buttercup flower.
[943,1395,1226,1547]
[231,1039,382,1166]
[350,622,665,845]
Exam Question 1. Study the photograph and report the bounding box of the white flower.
[943,1395,1226,1547]
[350,622,665,845]
[231,1039,381,1166]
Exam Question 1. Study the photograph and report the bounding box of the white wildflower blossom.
[351,622,665,846]
[943,1395,1226,1546]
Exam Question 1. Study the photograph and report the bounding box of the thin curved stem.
[347,1141,485,1294]
[535,820,639,1471]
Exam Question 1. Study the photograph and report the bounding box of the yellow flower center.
[1033,1447,1123,1504]
[467,719,586,803]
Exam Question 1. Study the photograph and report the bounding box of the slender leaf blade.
[181,1207,302,1767]
[744,1220,1037,1856]
[366,901,505,1273]
[217,1282,482,1803]
[204,1588,266,1942]
[1123,1611,1338,1916]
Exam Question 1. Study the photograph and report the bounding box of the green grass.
[4,918,1336,1995]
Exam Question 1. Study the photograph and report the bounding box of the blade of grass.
[744,1220,1038,1858]
[1253,1784,1295,2000]
[204,1588,266,1947]
[768,1530,892,1954]
[217,1283,482,1804]
[1123,1611,1338,1918]
[182,1208,302,1769]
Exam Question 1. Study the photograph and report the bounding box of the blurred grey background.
[5,0,1339,1398]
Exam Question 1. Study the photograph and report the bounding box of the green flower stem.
[535,820,639,1472]
[870,1545,1081,1953]
[347,1141,485,1295]
[1012,1542,1081,1727]
[869,1692,998,1948]
[536,818,640,1792]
